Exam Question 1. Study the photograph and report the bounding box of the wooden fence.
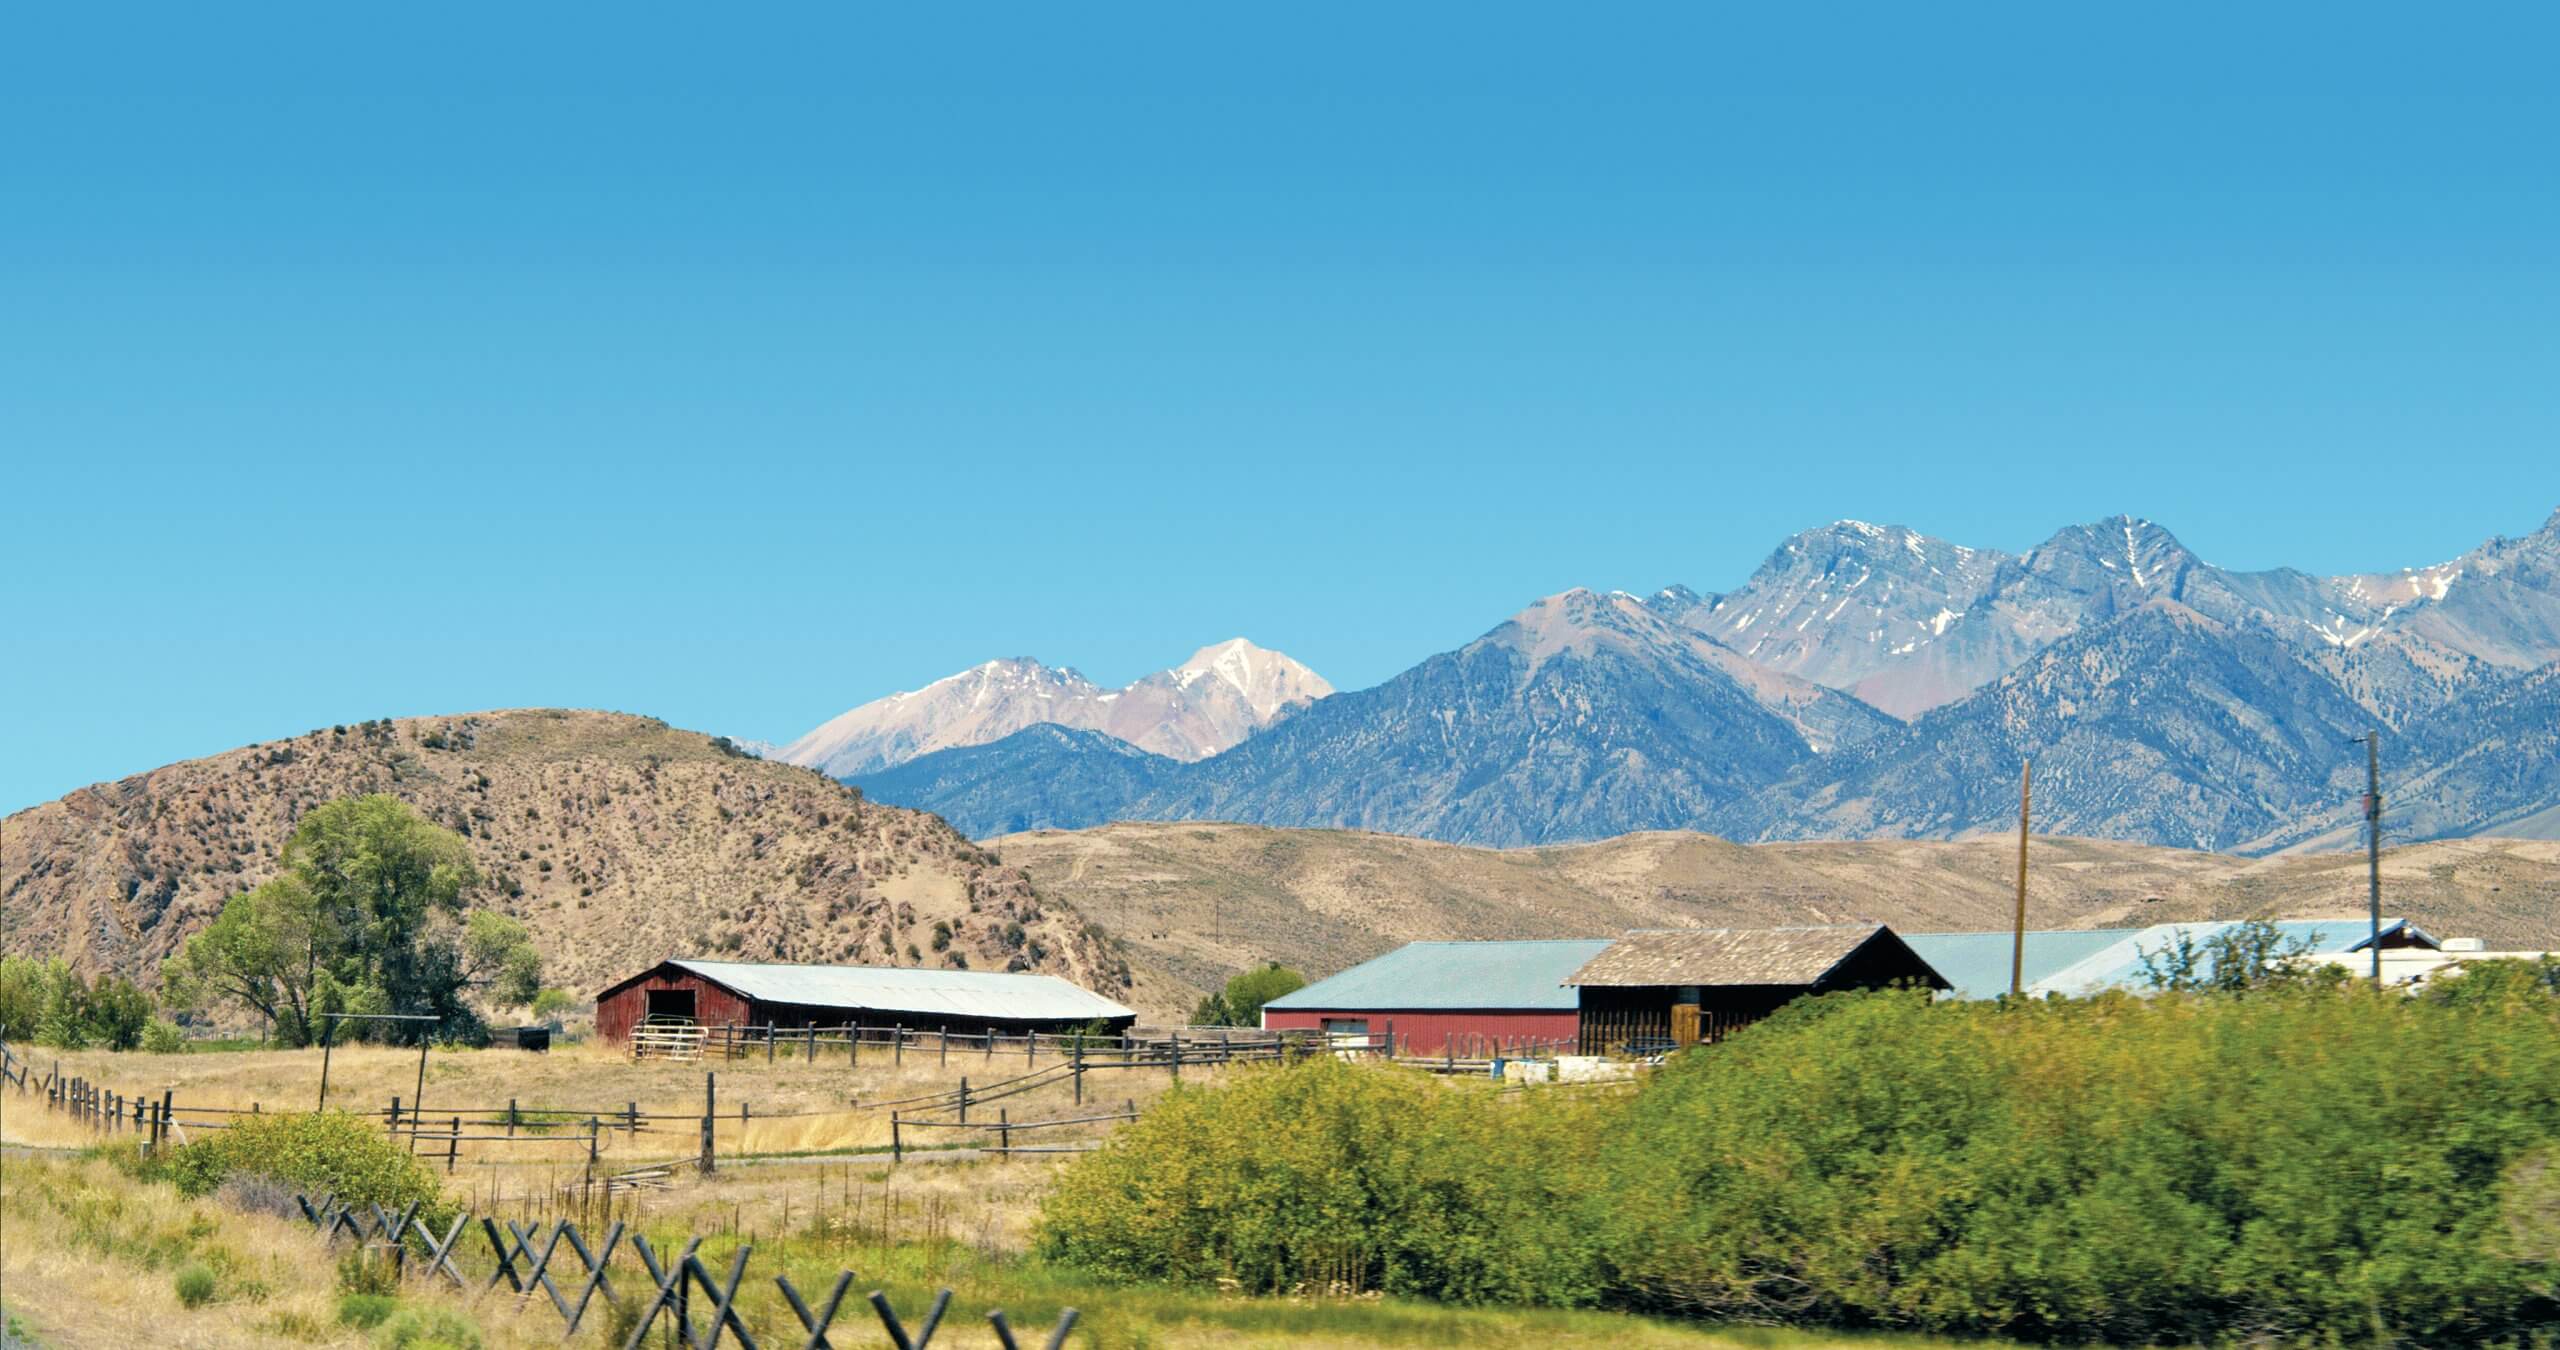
[1,1021,1575,1181]
[287,1189,1082,1348]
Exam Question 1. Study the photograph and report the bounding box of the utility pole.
[2363,733,2383,988]
[2010,760,2031,998]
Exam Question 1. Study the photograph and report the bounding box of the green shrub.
[372,1305,481,1349]
[164,1111,445,1226]
[1605,987,2560,1344]
[337,1292,398,1328]
[142,1019,187,1054]
[1038,1056,1614,1304]
[174,1262,218,1308]
[338,1246,402,1298]
[1041,989,2560,1344]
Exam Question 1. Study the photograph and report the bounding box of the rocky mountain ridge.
[0,710,1132,1003]
[855,508,2560,854]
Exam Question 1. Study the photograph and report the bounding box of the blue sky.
[5,4,2558,812]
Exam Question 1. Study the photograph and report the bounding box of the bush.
[339,1246,403,1298]
[338,1292,398,1328]
[1604,987,2560,1344]
[373,1305,481,1349]
[174,1262,217,1308]
[1042,988,2560,1344]
[164,1111,445,1227]
[1038,1056,1614,1305]
[142,1019,187,1054]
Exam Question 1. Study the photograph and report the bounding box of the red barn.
[1259,940,1609,1057]
[595,958,1136,1043]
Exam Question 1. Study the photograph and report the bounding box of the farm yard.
[13,972,2560,1346]
[0,1032,1956,1350]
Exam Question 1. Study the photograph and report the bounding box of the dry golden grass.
[5,1038,1231,1179]
[0,1153,568,1349]
[2,1151,1968,1350]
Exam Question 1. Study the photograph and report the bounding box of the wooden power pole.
[2364,733,2383,987]
[2010,760,2031,998]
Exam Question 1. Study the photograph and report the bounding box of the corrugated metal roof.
[1567,924,1900,989]
[1263,941,1613,1012]
[666,959,1133,1021]
[2032,919,2429,997]
[1913,919,2436,1000]
[1905,929,2134,1002]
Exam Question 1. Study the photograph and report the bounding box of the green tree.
[1190,963,1309,1027]
[2421,954,2560,1008]
[87,975,154,1051]
[0,955,44,1041]
[462,912,543,1009]
[163,794,511,1045]
[528,988,576,1025]
[35,959,95,1049]
[2135,918,2320,993]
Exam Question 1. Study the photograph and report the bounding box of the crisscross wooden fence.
[290,1190,1082,1348]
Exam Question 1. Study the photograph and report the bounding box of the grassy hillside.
[993,822,2560,1007]
[0,709,1130,1007]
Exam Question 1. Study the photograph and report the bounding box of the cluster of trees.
[1189,963,1307,1027]
[3,795,586,1056]
[1045,963,2560,1344]
[0,956,169,1051]
[161,795,546,1046]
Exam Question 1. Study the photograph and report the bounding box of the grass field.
[2,1036,1212,1175]
[0,1150,2004,1350]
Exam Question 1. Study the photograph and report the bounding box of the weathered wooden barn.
[1259,940,1612,1056]
[1566,923,1949,1053]
[594,958,1136,1043]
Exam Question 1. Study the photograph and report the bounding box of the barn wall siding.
[1262,1008,1580,1056]
[596,969,752,1043]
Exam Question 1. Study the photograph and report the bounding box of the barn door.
[1671,1003,1702,1047]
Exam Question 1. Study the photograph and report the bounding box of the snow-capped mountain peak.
[777,641,1332,776]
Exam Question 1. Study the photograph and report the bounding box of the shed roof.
[1910,918,2438,1001]
[1264,940,1613,1013]
[1567,923,1939,989]
[604,959,1134,1022]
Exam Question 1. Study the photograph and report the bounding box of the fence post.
[983,1031,993,1064]
[507,1098,518,1137]
[957,1077,969,1125]
[939,1030,948,1067]
[390,1095,402,1134]
[997,1109,1009,1162]
[158,1090,174,1152]
[891,1110,902,1164]
[1169,1034,1181,1080]
[805,1025,816,1062]
[1072,1043,1084,1106]
[445,1117,460,1175]
[767,1022,777,1064]
[895,1027,904,1065]
[628,1100,639,1140]
[700,1071,717,1174]
[1027,1031,1035,1067]
[849,1027,859,1068]
[586,1117,599,1179]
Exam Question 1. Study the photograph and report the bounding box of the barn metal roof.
[661,959,1134,1022]
[1263,941,1613,1012]
[1904,929,2136,1002]
[1910,919,2438,1001]
[1565,924,1933,989]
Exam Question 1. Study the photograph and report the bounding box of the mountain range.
[849,508,2560,854]
[776,639,1330,776]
